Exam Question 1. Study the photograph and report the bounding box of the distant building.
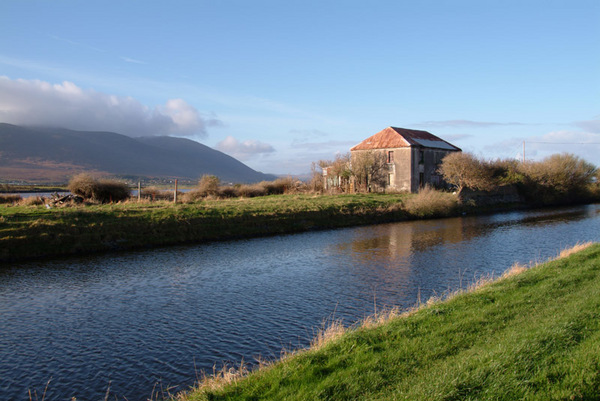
[350,127,461,193]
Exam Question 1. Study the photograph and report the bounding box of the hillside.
[0,123,276,183]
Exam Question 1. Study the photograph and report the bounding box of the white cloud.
[574,118,600,133]
[291,140,357,150]
[121,56,146,64]
[441,133,474,141]
[0,76,220,137]
[216,136,275,161]
[534,130,600,144]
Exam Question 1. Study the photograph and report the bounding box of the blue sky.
[1,0,599,175]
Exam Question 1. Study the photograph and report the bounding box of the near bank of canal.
[1,204,599,400]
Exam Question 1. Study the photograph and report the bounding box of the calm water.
[1,205,599,400]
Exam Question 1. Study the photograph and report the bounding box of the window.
[419,172,424,188]
[419,150,424,163]
[387,150,394,163]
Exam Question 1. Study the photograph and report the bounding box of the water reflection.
[0,204,599,400]
[340,217,466,261]
[339,206,600,267]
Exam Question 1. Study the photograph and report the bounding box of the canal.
[1,204,599,400]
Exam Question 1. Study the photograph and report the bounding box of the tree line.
[315,150,599,204]
[438,152,599,204]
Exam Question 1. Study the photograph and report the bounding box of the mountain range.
[0,123,276,183]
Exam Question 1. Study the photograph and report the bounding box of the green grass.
[178,243,600,401]
[0,193,413,262]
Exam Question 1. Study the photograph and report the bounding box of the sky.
[1,0,599,175]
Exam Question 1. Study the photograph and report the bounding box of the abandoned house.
[325,127,461,193]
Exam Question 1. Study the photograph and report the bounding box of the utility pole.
[522,141,525,163]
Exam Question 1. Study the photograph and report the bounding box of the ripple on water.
[1,205,599,400]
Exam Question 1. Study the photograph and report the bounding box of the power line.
[526,141,600,145]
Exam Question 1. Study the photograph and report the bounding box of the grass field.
[176,243,600,400]
[1,193,418,262]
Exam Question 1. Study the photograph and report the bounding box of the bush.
[237,183,267,198]
[182,175,222,202]
[217,186,239,198]
[68,173,130,203]
[68,173,97,199]
[487,158,525,186]
[261,177,296,195]
[519,153,597,204]
[95,180,130,203]
[197,175,220,197]
[438,152,496,192]
[521,153,596,193]
[181,191,203,203]
[402,186,458,218]
[0,194,22,204]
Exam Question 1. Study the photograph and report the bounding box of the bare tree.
[315,153,353,192]
[350,150,388,192]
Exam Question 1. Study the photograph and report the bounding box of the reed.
[402,186,458,217]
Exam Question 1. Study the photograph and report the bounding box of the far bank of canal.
[1,204,599,400]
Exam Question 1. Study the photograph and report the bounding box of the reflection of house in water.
[336,218,467,265]
[327,219,469,308]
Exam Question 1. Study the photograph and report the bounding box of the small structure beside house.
[349,127,461,193]
[322,165,351,192]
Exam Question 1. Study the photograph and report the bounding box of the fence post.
[138,181,141,202]
[174,179,178,204]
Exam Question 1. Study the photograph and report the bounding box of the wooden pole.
[138,181,141,202]
[522,141,525,163]
[174,179,178,203]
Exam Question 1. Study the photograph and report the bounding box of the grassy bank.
[1,193,420,263]
[176,243,600,400]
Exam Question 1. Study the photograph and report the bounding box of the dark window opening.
[419,172,424,188]
[387,151,394,163]
[419,150,424,163]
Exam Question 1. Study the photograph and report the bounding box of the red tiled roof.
[350,127,461,151]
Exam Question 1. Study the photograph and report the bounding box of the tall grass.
[183,177,301,201]
[140,186,177,201]
[0,194,22,204]
[19,196,44,206]
[402,186,458,217]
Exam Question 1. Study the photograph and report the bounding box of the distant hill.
[0,123,277,183]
